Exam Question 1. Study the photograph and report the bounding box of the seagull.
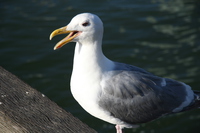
[50,13,200,133]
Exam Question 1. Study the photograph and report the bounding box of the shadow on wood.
[0,66,97,133]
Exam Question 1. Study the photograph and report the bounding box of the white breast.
[70,42,116,122]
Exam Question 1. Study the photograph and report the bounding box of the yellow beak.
[49,26,80,50]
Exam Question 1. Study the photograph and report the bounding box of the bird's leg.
[115,125,123,133]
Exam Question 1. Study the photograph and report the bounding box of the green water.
[1,0,200,133]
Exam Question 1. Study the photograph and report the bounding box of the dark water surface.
[1,0,200,133]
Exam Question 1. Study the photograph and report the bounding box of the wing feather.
[99,68,193,124]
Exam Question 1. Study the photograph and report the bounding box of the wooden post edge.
[0,66,97,133]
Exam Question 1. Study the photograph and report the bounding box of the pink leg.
[115,125,123,133]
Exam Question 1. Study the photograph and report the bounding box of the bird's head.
[50,13,103,50]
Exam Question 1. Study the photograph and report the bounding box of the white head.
[50,13,104,50]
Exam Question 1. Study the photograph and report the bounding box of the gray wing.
[99,64,194,124]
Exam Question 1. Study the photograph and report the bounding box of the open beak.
[49,26,80,50]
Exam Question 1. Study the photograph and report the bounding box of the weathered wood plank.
[0,66,97,133]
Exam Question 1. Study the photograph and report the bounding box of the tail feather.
[194,90,200,99]
[181,90,200,112]
[194,91,200,108]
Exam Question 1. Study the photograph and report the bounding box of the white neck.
[70,40,114,105]
[72,41,114,75]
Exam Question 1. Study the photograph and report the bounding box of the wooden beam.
[0,66,97,133]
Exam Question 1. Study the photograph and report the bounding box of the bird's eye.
[82,22,90,27]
